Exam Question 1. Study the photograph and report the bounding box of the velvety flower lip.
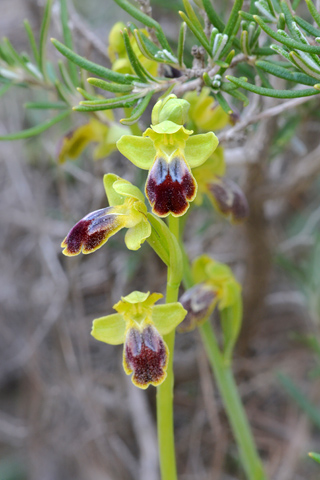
[146,154,197,217]
[61,207,125,256]
[123,324,169,389]
[178,283,218,333]
[208,176,249,223]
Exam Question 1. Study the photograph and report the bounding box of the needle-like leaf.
[39,0,53,82]
[0,110,71,140]
[113,0,173,52]
[60,0,78,86]
[256,60,317,85]
[23,19,40,66]
[254,15,320,53]
[178,22,187,67]
[24,101,68,109]
[179,11,211,54]
[305,0,320,28]
[87,78,133,93]
[294,15,320,37]
[213,91,233,114]
[51,38,137,84]
[226,74,320,97]
[120,91,154,125]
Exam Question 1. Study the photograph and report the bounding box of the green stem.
[199,321,267,480]
[156,215,180,480]
[157,328,176,480]
[165,214,177,238]
[180,238,267,480]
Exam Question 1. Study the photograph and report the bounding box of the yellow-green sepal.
[206,262,233,283]
[193,256,241,308]
[148,121,193,136]
[192,255,213,283]
[93,123,129,160]
[113,179,145,203]
[193,147,226,178]
[192,147,226,206]
[91,313,126,345]
[122,291,149,303]
[103,173,124,206]
[152,303,187,334]
[220,291,242,364]
[116,135,155,169]
[185,132,219,168]
[108,22,126,61]
[125,215,152,250]
[218,279,241,309]
[103,174,146,205]
[152,94,190,126]
[184,88,230,132]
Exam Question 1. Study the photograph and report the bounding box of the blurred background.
[1,0,320,479]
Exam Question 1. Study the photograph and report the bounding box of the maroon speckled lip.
[146,156,196,217]
[61,207,123,255]
[178,284,217,333]
[123,325,168,388]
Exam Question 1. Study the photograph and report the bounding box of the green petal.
[122,291,151,303]
[192,255,213,283]
[91,313,126,345]
[103,173,125,206]
[124,218,151,250]
[93,142,115,160]
[220,296,242,363]
[113,179,145,203]
[150,120,192,135]
[185,132,219,168]
[144,292,164,307]
[206,262,232,281]
[219,280,241,309]
[116,135,155,169]
[157,98,190,125]
[152,94,177,125]
[152,303,187,335]
[93,123,129,160]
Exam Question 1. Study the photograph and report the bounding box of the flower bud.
[183,88,230,132]
[108,22,126,61]
[152,95,190,126]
